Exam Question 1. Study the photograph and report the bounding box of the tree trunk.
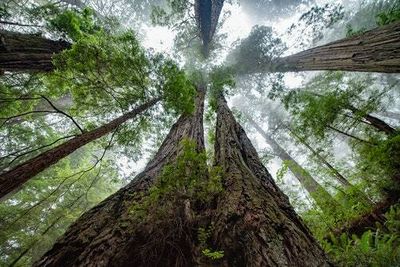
[0,98,160,201]
[211,95,331,266]
[288,128,352,188]
[195,0,224,57]
[288,128,374,206]
[0,30,71,72]
[274,22,400,73]
[345,105,397,136]
[245,115,339,212]
[362,112,396,135]
[34,90,206,266]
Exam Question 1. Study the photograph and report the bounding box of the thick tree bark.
[274,22,400,73]
[245,115,339,212]
[34,90,206,266]
[0,30,70,72]
[195,0,224,56]
[211,95,331,266]
[0,98,160,201]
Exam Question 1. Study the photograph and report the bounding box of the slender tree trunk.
[245,115,339,212]
[0,98,160,200]
[288,128,374,206]
[0,30,70,72]
[288,128,351,187]
[34,90,206,266]
[274,22,400,73]
[211,95,331,265]
[328,125,376,145]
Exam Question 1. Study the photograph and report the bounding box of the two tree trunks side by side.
[0,98,160,201]
[0,30,70,72]
[275,21,400,73]
[35,91,331,266]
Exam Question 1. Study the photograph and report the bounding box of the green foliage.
[228,25,286,74]
[376,5,400,26]
[156,58,196,115]
[198,225,224,261]
[356,134,400,184]
[322,205,400,266]
[202,248,225,260]
[48,8,100,41]
[346,24,367,37]
[130,139,223,221]
[0,144,121,266]
[208,67,235,111]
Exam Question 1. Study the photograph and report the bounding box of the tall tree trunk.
[345,105,397,136]
[195,0,224,57]
[0,98,160,200]
[274,22,400,73]
[245,115,339,212]
[0,31,70,72]
[288,128,374,206]
[211,95,331,265]
[34,90,206,266]
[288,128,352,188]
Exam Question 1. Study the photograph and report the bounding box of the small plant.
[202,248,224,260]
[130,138,223,221]
[321,205,400,266]
[198,225,224,261]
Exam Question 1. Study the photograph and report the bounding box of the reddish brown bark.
[211,95,331,266]
[275,22,400,73]
[0,30,70,72]
[0,98,160,200]
[34,90,206,266]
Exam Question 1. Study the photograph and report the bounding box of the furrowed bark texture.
[246,115,339,212]
[195,0,224,56]
[0,98,160,201]
[275,22,400,73]
[212,96,331,266]
[34,90,206,267]
[0,30,70,72]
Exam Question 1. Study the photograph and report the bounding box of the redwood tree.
[34,89,207,266]
[0,98,160,200]
[209,95,331,265]
[34,90,332,266]
[0,30,70,72]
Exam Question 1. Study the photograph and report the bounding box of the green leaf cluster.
[130,139,223,221]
